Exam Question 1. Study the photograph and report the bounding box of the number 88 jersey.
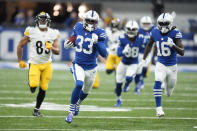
[24,26,60,64]
[150,27,182,66]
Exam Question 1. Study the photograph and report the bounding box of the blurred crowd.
[0,0,196,33]
[0,0,165,30]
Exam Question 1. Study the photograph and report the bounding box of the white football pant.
[73,63,97,94]
[116,61,138,83]
[155,62,177,96]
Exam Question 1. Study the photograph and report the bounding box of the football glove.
[19,60,27,68]
[92,33,98,44]
[45,41,52,50]
[122,44,132,57]
[166,37,175,47]
[64,40,74,49]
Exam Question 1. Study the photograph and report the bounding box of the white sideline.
[0,115,196,120]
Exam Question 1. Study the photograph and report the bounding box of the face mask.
[39,23,47,29]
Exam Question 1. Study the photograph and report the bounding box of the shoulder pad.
[119,34,125,39]
[24,26,34,36]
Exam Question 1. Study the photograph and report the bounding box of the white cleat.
[156,107,165,117]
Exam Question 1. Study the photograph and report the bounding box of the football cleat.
[156,107,165,117]
[32,109,43,117]
[138,81,144,90]
[124,85,130,92]
[65,112,74,123]
[74,104,80,116]
[114,99,122,107]
[134,87,140,95]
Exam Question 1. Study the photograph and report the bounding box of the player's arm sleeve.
[73,22,81,37]
[56,30,60,40]
[24,27,30,37]
[97,41,108,58]
[174,30,184,56]
[117,37,124,57]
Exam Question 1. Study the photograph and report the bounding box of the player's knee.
[39,87,46,94]
[106,69,114,74]
[82,88,90,94]
[126,76,133,82]
[154,81,162,89]
[40,81,49,91]
[76,80,83,89]
[40,84,48,91]
[29,81,39,88]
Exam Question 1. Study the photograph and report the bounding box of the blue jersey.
[138,26,156,53]
[73,22,107,70]
[117,34,144,65]
[150,27,182,66]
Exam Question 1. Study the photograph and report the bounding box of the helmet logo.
[91,10,94,17]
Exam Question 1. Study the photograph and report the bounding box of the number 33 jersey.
[24,26,60,64]
[73,22,107,70]
[150,27,182,66]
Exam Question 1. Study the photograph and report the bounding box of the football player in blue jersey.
[64,10,107,123]
[115,20,144,107]
[141,13,184,117]
[133,16,155,94]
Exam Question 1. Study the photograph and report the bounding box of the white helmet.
[83,10,99,32]
[157,13,173,34]
[35,11,51,29]
[140,16,153,31]
[125,20,139,38]
[110,18,120,32]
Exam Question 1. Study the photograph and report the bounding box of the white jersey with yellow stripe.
[24,26,60,64]
[106,27,123,55]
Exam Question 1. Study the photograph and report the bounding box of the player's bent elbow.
[52,49,60,55]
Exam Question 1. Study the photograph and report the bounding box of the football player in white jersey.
[17,12,60,116]
[105,18,123,74]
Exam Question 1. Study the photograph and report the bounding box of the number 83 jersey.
[150,27,182,66]
[24,26,60,64]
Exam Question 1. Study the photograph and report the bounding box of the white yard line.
[0,97,197,103]
[1,90,197,97]
[0,129,154,131]
[0,115,196,120]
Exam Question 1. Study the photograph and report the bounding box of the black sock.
[30,87,37,93]
[35,87,46,109]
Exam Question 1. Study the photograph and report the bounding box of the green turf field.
[0,68,197,130]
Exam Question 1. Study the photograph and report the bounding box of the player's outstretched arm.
[173,38,184,56]
[143,37,154,60]
[17,36,29,68]
[52,39,60,55]
[17,36,29,62]
[97,41,108,58]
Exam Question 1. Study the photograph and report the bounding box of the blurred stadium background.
[0,0,197,130]
[0,0,197,64]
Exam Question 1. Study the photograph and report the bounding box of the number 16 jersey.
[150,27,182,66]
[24,26,60,64]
